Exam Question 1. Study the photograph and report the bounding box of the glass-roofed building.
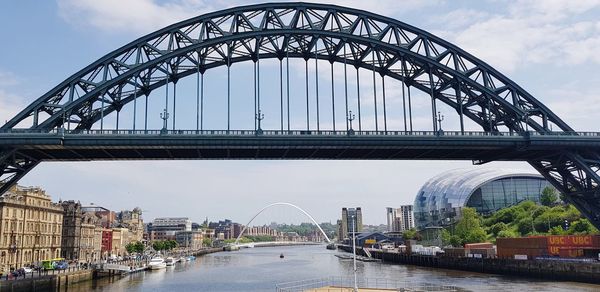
[413,168,552,230]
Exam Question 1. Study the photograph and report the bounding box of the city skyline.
[1,0,599,225]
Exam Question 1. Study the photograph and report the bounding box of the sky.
[0,0,599,226]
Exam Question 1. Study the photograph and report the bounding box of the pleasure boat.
[165,257,176,266]
[148,256,166,270]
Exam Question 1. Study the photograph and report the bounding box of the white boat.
[165,257,176,266]
[179,257,187,262]
[148,256,166,270]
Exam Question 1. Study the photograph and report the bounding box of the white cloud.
[434,1,600,72]
[0,70,26,125]
[57,0,442,35]
[545,86,600,131]
[0,89,25,125]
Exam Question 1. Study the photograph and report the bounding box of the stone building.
[80,212,101,262]
[116,207,144,243]
[175,231,204,250]
[60,200,82,261]
[111,227,129,256]
[0,185,63,272]
[92,225,103,260]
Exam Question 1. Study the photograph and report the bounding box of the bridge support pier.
[530,151,600,229]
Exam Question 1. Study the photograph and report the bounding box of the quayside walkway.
[276,277,460,292]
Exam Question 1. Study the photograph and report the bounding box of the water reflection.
[62,245,600,292]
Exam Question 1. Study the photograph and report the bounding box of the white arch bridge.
[233,202,332,246]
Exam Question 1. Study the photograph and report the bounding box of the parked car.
[20,267,33,273]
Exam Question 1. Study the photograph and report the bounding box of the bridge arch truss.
[1,2,600,228]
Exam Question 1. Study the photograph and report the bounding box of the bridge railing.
[275,276,461,292]
[1,129,600,137]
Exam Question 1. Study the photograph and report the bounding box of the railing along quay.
[3,128,600,137]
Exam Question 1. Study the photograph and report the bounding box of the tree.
[540,187,558,206]
[453,207,488,245]
[402,228,418,240]
[568,219,599,234]
[152,241,165,251]
[549,226,567,235]
[202,238,213,247]
[165,240,178,250]
[497,229,519,238]
[488,222,508,237]
[126,241,145,254]
[126,242,137,254]
[441,229,451,246]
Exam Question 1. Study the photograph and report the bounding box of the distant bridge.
[235,202,331,245]
[236,241,321,248]
[2,2,600,228]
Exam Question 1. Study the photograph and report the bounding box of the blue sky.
[1,0,599,225]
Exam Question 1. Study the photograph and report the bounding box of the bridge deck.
[2,130,600,162]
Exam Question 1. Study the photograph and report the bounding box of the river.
[63,245,600,291]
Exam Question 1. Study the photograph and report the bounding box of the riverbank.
[338,245,600,284]
[0,247,224,291]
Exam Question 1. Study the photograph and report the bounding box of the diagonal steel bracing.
[1,2,600,228]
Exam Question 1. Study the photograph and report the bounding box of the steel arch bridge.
[2,2,600,227]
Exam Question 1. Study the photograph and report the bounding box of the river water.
[63,245,599,292]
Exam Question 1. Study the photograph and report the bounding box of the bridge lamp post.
[347,111,356,136]
[160,109,169,134]
[256,110,264,135]
[436,111,444,135]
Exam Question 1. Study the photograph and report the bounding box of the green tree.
[454,207,488,245]
[442,229,452,245]
[568,219,599,234]
[165,240,178,250]
[497,229,519,238]
[126,242,137,254]
[549,226,567,235]
[488,222,508,237]
[540,187,558,206]
[449,235,463,247]
[202,238,212,247]
[134,241,145,253]
[402,228,418,240]
[152,241,165,251]
[126,241,145,254]
[516,216,535,235]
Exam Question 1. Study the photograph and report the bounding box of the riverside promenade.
[0,247,224,291]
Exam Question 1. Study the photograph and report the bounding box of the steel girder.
[1,2,570,133]
[1,2,600,227]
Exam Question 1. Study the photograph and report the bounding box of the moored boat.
[165,257,176,266]
[148,256,166,270]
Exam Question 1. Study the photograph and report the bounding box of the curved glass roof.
[413,168,544,228]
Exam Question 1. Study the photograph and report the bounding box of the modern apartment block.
[386,205,414,232]
[386,205,415,232]
[340,207,363,240]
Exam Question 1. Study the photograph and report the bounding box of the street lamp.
[160,109,169,134]
[436,111,444,135]
[255,110,265,135]
[347,111,356,136]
